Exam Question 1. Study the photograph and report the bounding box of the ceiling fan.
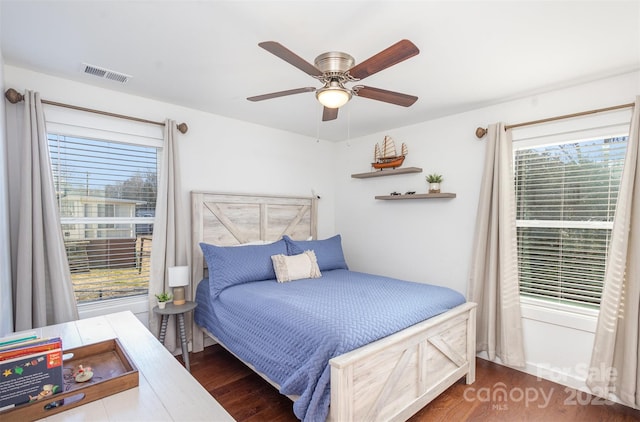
[247,39,420,121]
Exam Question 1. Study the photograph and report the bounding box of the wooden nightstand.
[153,301,198,372]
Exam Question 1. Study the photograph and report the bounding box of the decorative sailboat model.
[372,136,407,170]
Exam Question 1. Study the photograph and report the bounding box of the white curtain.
[587,97,640,407]
[7,91,78,330]
[468,122,525,367]
[148,119,190,351]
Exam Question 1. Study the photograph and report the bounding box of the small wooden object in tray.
[1,338,138,421]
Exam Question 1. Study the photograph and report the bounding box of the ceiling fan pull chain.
[347,104,351,146]
[316,105,321,142]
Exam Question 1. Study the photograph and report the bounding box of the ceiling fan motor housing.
[314,52,355,82]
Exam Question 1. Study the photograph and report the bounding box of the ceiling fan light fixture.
[316,83,352,109]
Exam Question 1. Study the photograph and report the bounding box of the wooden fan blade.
[353,86,418,107]
[348,39,419,80]
[322,107,339,121]
[259,41,323,77]
[247,87,316,102]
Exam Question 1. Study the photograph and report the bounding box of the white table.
[12,311,234,421]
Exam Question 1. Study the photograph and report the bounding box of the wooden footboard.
[329,302,476,422]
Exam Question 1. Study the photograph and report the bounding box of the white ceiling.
[2,1,639,142]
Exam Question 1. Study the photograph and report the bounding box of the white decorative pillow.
[271,250,321,283]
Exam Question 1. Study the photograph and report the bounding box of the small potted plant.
[155,292,172,309]
[426,173,443,193]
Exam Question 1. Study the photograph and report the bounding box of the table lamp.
[168,266,189,306]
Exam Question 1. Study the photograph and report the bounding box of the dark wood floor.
[184,345,640,421]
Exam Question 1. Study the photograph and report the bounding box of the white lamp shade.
[168,266,189,287]
[316,87,351,109]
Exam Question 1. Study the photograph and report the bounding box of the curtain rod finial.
[5,88,23,104]
[475,127,487,139]
[177,122,188,134]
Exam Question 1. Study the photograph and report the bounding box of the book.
[0,338,64,410]
[0,337,62,362]
[0,332,38,349]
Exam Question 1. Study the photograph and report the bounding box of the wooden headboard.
[190,191,317,351]
[191,191,317,284]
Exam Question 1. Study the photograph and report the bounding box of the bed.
[190,191,477,422]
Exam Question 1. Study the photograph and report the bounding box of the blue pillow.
[283,234,349,271]
[200,239,288,298]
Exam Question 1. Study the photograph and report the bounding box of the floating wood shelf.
[375,193,457,200]
[351,167,423,179]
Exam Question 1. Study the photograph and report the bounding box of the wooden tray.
[1,338,138,421]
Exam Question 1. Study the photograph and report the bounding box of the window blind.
[514,136,627,308]
[48,134,158,303]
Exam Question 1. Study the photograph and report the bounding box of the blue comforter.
[194,269,465,421]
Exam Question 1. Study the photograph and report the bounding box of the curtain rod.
[474,101,635,139]
[4,88,188,134]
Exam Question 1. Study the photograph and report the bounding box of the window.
[514,134,628,309]
[49,134,158,303]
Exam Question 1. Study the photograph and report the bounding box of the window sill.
[77,295,149,320]
[520,296,598,333]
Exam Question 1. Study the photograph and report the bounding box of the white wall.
[3,65,337,326]
[0,30,15,336]
[334,70,640,394]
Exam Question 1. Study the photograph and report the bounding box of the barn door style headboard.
[190,191,318,351]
